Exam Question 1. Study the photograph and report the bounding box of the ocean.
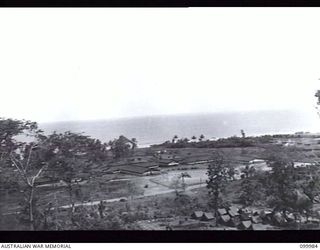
[39,110,320,147]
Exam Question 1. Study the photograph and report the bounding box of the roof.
[252,209,262,216]
[203,212,214,220]
[249,159,266,164]
[260,210,273,217]
[241,220,252,229]
[182,155,213,164]
[218,208,227,215]
[251,216,262,224]
[192,211,204,218]
[132,161,159,168]
[239,208,251,214]
[286,213,295,221]
[118,165,151,175]
[159,159,179,165]
[220,214,231,222]
[273,212,286,224]
[228,210,239,217]
[228,206,239,216]
[159,154,175,159]
[125,156,156,163]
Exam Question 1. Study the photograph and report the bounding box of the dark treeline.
[157,134,287,149]
[0,117,137,230]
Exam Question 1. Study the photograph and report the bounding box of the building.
[159,159,180,167]
[191,211,204,219]
[238,220,253,230]
[181,155,214,165]
[249,159,271,172]
[202,212,215,221]
[219,214,231,226]
[217,208,227,216]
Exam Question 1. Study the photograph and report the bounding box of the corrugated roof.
[193,211,204,218]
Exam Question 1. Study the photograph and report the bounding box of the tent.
[251,215,262,224]
[202,212,215,221]
[217,208,227,216]
[219,214,231,226]
[238,220,253,230]
[191,211,204,220]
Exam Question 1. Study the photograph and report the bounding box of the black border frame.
[0,0,320,7]
[1,1,320,243]
[0,230,319,243]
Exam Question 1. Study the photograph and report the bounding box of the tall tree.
[108,135,133,159]
[199,134,205,142]
[206,153,232,216]
[131,138,138,151]
[241,129,246,138]
[41,131,108,221]
[172,135,178,144]
[239,167,261,206]
[0,118,48,230]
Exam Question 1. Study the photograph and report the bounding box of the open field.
[2,133,320,230]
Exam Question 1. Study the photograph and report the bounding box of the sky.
[0,8,320,123]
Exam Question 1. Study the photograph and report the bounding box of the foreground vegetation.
[1,106,320,230]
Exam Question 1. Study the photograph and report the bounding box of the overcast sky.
[0,9,320,123]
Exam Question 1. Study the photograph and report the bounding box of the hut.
[251,215,262,224]
[202,212,215,221]
[228,206,240,217]
[219,214,231,226]
[273,212,287,226]
[260,209,273,223]
[231,216,241,227]
[239,211,251,221]
[238,220,253,230]
[217,208,227,216]
[191,211,204,220]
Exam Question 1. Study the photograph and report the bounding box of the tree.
[199,134,205,142]
[241,129,246,138]
[172,135,178,144]
[239,170,261,206]
[41,131,107,222]
[0,118,48,230]
[108,135,133,159]
[239,178,256,206]
[206,153,232,216]
[191,136,197,140]
[301,173,320,202]
[267,155,303,215]
[131,138,138,151]
[127,182,144,200]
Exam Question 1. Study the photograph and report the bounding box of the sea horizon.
[38,109,320,147]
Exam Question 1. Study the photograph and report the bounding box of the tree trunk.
[68,184,75,223]
[29,186,35,231]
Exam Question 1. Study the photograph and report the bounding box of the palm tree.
[131,138,138,151]
[241,129,246,138]
[199,134,205,142]
[172,135,178,143]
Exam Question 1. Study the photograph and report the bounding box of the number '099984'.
[300,244,318,248]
